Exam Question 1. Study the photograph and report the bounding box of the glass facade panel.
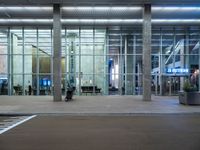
[13,55,23,74]
[0,26,199,96]
[24,55,33,74]
[39,56,51,73]
[24,29,37,55]
[39,75,51,95]
[13,75,23,95]
[81,56,93,74]
[95,56,105,74]
[10,29,23,54]
[0,29,8,54]
[152,26,200,95]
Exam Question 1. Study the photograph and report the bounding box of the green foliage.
[183,80,197,92]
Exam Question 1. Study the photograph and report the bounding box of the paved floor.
[0,114,200,150]
[0,95,200,114]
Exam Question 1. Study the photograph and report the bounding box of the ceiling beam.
[0,0,200,5]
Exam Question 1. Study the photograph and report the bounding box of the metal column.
[36,28,39,95]
[7,28,12,95]
[159,27,163,95]
[22,28,25,95]
[133,35,136,95]
[104,29,109,95]
[119,31,123,95]
[78,27,81,95]
[124,36,127,95]
[93,28,95,95]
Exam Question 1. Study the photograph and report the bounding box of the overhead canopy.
[0,1,200,26]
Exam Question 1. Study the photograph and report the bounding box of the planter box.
[179,91,200,105]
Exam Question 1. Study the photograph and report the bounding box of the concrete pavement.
[0,95,200,115]
[0,115,200,150]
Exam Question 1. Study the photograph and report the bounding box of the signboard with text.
[166,68,189,75]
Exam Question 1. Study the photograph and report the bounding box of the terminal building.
[0,0,199,101]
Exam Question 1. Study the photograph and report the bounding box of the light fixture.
[62,6,142,11]
[0,18,199,24]
[153,6,200,11]
[152,19,200,23]
[61,19,143,24]
[0,7,52,11]
[0,19,52,23]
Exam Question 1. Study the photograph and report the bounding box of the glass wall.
[0,28,53,95]
[107,27,143,95]
[0,26,199,96]
[152,26,200,95]
[0,28,8,95]
[61,27,143,96]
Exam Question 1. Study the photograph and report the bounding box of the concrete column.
[142,4,152,101]
[53,4,62,101]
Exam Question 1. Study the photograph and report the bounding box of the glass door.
[164,76,180,95]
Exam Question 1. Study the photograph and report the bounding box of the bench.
[81,86,101,95]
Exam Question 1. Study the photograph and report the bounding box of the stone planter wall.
[179,91,200,105]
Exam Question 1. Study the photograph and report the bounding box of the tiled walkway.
[0,95,199,115]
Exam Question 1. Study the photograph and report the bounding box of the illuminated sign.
[166,68,189,74]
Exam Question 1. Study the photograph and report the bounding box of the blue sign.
[166,68,189,74]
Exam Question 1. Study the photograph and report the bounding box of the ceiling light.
[0,7,52,11]
[61,19,142,24]
[62,6,142,11]
[153,7,200,11]
[152,19,200,23]
[0,19,52,23]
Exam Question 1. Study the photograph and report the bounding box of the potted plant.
[179,80,200,105]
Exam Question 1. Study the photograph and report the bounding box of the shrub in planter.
[183,80,197,92]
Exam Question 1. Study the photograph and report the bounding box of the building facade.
[0,1,199,101]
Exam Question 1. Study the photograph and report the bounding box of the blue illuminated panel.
[166,68,189,74]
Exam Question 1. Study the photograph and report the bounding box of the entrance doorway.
[165,76,180,95]
[160,76,183,96]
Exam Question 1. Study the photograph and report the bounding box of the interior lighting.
[112,68,115,81]
[0,19,52,23]
[62,6,142,11]
[0,18,199,24]
[0,6,52,11]
[61,19,142,23]
[152,19,200,23]
[153,6,200,11]
[115,65,119,79]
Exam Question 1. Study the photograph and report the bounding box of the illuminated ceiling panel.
[0,6,199,25]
